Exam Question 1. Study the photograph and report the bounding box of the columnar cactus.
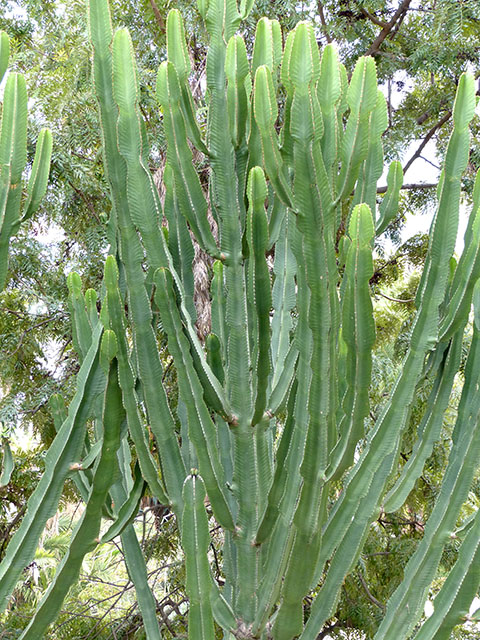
[0,31,52,291]
[0,2,480,639]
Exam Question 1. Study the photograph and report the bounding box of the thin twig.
[375,291,415,304]
[357,569,385,611]
[402,111,452,175]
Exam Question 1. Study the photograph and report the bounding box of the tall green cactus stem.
[0,34,52,290]
[2,3,480,639]
[0,325,105,612]
[19,335,124,639]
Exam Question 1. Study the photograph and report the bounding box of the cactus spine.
[0,3,479,639]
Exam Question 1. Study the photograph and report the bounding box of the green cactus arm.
[79,438,102,470]
[285,22,320,91]
[335,56,378,205]
[351,91,388,216]
[211,260,227,361]
[317,44,341,179]
[232,434,261,622]
[255,241,311,548]
[246,167,271,424]
[154,268,234,530]
[327,204,376,481]
[209,576,237,632]
[256,380,297,545]
[181,473,215,640]
[20,128,52,222]
[187,332,234,420]
[0,439,13,487]
[0,73,27,182]
[166,8,190,84]
[215,416,233,497]
[266,189,286,249]
[273,530,323,640]
[253,65,296,210]
[474,279,480,328]
[411,507,480,640]
[252,18,282,75]
[204,0,240,43]
[270,210,297,392]
[276,101,335,619]
[248,17,282,175]
[0,163,11,237]
[85,288,99,327]
[384,333,462,512]
[87,0,126,249]
[101,463,145,542]
[314,71,476,594]
[239,0,254,19]
[286,26,337,549]
[163,162,196,321]
[206,333,225,384]
[447,166,480,273]
[48,393,67,431]
[268,340,298,415]
[166,9,208,155]
[49,393,96,503]
[67,272,93,360]
[104,255,170,506]
[118,525,164,640]
[156,61,220,258]
[375,326,480,640]
[255,416,274,519]
[19,343,124,640]
[439,197,480,341]
[0,323,105,613]
[376,161,403,235]
[252,378,310,632]
[253,515,296,635]
[202,1,253,426]
[300,454,394,640]
[0,73,27,289]
[416,72,476,307]
[0,31,9,84]
[116,230,186,512]
[112,30,172,264]
[225,35,250,149]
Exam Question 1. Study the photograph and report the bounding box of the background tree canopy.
[0,1,480,638]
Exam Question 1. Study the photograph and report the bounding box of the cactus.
[0,2,480,639]
[0,30,52,291]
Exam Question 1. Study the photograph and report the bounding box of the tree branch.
[365,0,413,56]
[376,182,437,194]
[317,2,332,43]
[357,569,385,611]
[148,0,166,33]
[360,8,389,29]
[402,110,452,175]
[375,291,415,304]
